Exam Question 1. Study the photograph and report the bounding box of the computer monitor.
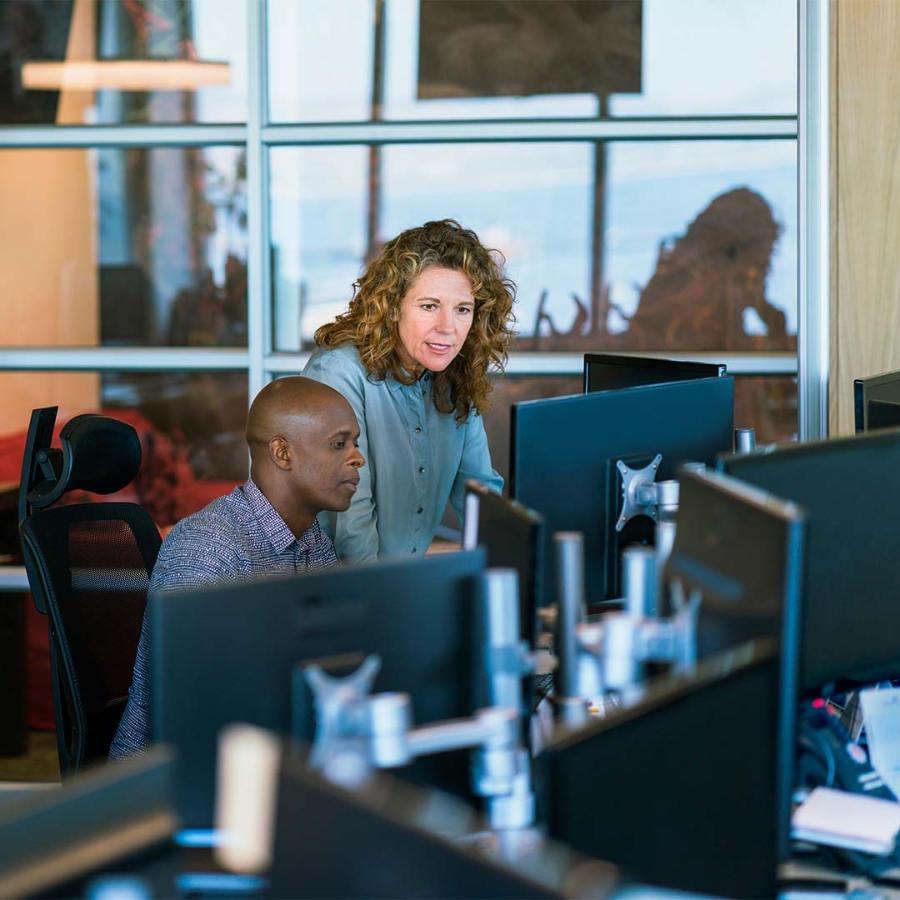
[854,367,900,432]
[0,747,177,899]
[541,639,782,900]
[863,399,900,432]
[153,549,486,828]
[719,429,900,692]
[463,479,546,646]
[662,466,805,860]
[270,744,618,900]
[510,377,734,607]
[583,352,726,394]
[667,467,805,660]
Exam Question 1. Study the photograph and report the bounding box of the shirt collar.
[243,478,324,554]
[385,368,431,394]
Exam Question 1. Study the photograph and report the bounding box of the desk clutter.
[13,354,900,899]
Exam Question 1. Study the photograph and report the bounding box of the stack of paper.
[791,786,900,855]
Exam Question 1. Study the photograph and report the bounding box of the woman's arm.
[303,350,380,563]
[449,410,503,524]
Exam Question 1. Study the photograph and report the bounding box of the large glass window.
[0,145,247,348]
[0,0,802,543]
[268,0,796,123]
[0,0,247,125]
[269,140,796,354]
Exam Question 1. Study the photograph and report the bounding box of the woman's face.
[395,266,476,375]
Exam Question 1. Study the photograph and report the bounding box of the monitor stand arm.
[303,568,535,833]
[304,663,534,831]
[734,427,756,454]
[614,456,707,618]
[596,569,700,698]
[553,537,701,725]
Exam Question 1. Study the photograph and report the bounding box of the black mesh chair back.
[18,409,162,776]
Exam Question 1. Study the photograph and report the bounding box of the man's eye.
[332,441,346,449]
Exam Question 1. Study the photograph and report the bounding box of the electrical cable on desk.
[796,698,894,800]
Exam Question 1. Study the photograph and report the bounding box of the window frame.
[0,0,826,591]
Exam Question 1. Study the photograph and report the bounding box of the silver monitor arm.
[614,454,707,614]
[303,568,535,832]
[734,427,756,454]
[552,535,700,725]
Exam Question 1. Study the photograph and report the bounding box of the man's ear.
[269,436,292,470]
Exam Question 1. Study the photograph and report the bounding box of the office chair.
[18,407,162,777]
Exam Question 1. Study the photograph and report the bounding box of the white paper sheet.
[860,686,900,799]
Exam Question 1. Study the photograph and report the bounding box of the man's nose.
[349,447,365,468]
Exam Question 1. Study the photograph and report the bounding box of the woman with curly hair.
[303,218,517,563]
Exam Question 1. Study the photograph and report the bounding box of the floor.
[0,730,60,783]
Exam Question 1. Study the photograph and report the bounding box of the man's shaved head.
[244,376,364,537]
[246,376,348,457]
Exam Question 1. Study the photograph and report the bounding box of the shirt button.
[411,548,417,554]
[417,507,423,514]
[419,467,425,473]
[414,427,421,433]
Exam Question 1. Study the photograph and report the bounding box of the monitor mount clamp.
[552,534,700,727]
[303,569,535,833]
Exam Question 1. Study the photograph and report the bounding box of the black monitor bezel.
[510,376,735,607]
[463,478,546,642]
[853,369,900,433]
[719,428,900,692]
[271,743,618,899]
[541,639,782,899]
[152,549,486,828]
[662,465,806,862]
[583,352,726,394]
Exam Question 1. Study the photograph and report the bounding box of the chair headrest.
[28,414,142,510]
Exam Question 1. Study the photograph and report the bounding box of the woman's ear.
[269,436,292,470]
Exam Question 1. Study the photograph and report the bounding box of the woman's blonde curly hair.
[314,219,517,423]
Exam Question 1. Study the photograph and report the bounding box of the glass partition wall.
[0,0,802,554]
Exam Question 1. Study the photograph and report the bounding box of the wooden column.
[832,0,900,434]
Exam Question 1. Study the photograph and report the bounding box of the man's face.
[288,395,364,517]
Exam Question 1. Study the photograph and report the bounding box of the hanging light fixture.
[21,59,231,92]
[21,0,231,93]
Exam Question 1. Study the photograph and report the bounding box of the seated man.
[109,376,364,758]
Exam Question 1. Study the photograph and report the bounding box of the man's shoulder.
[302,520,340,569]
[162,488,250,546]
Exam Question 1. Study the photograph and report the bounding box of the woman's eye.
[458,306,473,315]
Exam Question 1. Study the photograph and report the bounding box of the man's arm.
[108,607,152,758]
[109,521,243,759]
